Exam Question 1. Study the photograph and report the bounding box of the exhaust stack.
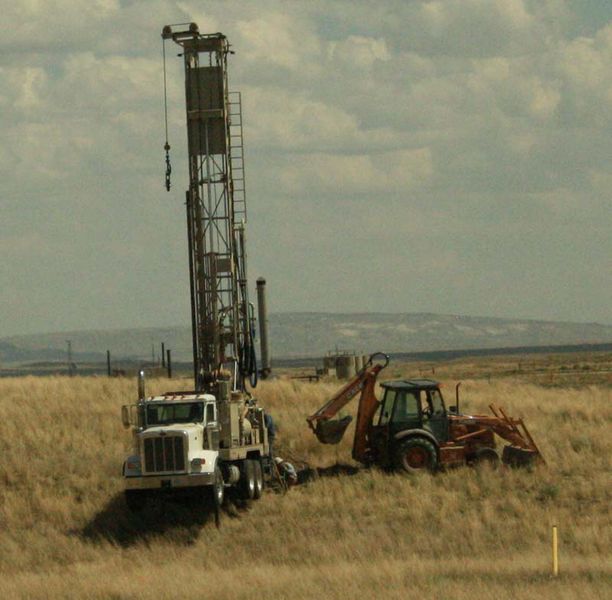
[256,277,271,378]
[138,370,146,400]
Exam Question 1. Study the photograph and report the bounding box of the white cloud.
[1,0,611,335]
[243,87,359,149]
[279,148,433,195]
[236,12,323,72]
[328,35,391,68]
[415,0,539,56]
[559,23,612,123]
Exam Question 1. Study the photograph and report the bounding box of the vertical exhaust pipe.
[138,369,146,400]
[256,277,271,378]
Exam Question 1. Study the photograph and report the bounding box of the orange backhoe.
[307,353,543,472]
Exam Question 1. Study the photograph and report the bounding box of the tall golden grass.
[0,368,610,599]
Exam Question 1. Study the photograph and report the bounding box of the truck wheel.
[473,447,499,468]
[125,490,147,512]
[210,465,225,509]
[240,460,256,500]
[394,438,438,473]
[253,460,264,500]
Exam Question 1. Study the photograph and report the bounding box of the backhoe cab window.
[392,391,420,422]
[378,390,396,426]
[426,389,446,416]
[146,402,204,426]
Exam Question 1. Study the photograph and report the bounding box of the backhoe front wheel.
[394,438,438,473]
[472,447,500,469]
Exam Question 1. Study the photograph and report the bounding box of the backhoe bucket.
[314,416,353,445]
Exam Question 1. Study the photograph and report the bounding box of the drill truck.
[121,25,270,511]
[307,353,543,472]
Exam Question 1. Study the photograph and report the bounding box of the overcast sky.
[1,0,611,337]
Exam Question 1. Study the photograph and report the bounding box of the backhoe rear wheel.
[394,437,438,473]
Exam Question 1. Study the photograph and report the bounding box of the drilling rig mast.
[162,23,256,394]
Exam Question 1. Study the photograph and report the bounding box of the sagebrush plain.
[0,355,610,599]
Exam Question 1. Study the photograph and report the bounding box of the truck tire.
[394,437,438,473]
[210,464,225,509]
[125,489,147,512]
[240,459,256,500]
[253,460,264,500]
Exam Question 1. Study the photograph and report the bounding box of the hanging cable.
[162,38,172,191]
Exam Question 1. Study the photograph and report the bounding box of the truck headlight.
[126,457,141,472]
[190,457,206,471]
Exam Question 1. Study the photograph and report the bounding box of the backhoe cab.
[370,379,457,471]
[307,354,543,473]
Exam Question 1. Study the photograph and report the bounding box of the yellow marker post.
[552,525,559,576]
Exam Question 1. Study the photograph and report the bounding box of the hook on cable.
[164,142,172,191]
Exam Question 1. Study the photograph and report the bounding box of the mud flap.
[502,445,539,467]
[314,416,353,444]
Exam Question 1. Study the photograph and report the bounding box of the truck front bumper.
[124,471,215,491]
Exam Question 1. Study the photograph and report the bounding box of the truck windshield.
[146,402,204,426]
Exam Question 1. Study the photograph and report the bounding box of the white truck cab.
[121,378,269,511]
[122,393,227,510]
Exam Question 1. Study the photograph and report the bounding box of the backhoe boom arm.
[306,353,388,461]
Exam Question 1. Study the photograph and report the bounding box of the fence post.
[552,525,559,576]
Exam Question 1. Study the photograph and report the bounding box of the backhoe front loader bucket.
[489,404,545,466]
[314,416,353,444]
[502,445,541,467]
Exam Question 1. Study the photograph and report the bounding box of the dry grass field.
[0,357,610,599]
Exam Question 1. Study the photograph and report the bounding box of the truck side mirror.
[449,405,457,414]
[121,405,131,429]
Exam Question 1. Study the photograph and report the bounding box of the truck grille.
[143,436,186,473]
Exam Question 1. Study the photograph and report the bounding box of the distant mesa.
[1,312,610,364]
